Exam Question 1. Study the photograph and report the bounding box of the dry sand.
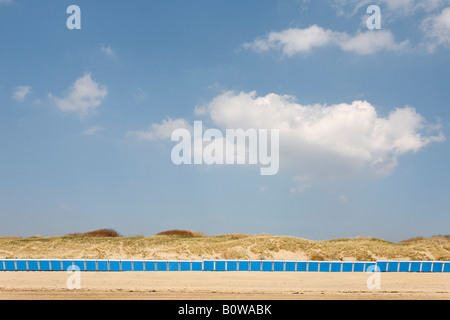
[0,271,449,300]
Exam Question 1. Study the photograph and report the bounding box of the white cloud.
[197,91,444,180]
[49,73,108,118]
[244,25,408,56]
[338,195,348,203]
[130,91,444,182]
[422,7,450,51]
[12,85,32,102]
[339,30,408,55]
[244,25,337,55]
[80,126,105,136]
[127,118,193,141]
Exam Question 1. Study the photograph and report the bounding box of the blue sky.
[1,0,449,241]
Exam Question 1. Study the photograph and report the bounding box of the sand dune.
[1,233,449,300]
[0,234,449,261]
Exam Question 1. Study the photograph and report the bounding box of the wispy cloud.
[79,126,105,136]
[422,7,450,52]
[12,85,32,103]
[290,175,313,194]
[101,44,114,56]
[131,87,148,102]
[290,184,312,194]
[127,118,193,141]
[59,204,73,210]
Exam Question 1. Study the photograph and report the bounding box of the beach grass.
[0,230,449,261]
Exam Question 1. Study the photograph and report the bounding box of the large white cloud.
[49,73,108,118]
[195,91,444,179]
[244,25,408,56]
[130,91,444,180]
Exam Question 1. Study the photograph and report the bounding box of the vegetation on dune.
[0,230,449,261]
[156,230,206,237]
[65,228,122,238]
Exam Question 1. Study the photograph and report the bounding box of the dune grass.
[0,230,449,261]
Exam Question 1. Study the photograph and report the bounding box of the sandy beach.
[0,271,449,300]
[1,234,449,300]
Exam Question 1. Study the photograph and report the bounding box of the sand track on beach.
[0,272,449,300]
